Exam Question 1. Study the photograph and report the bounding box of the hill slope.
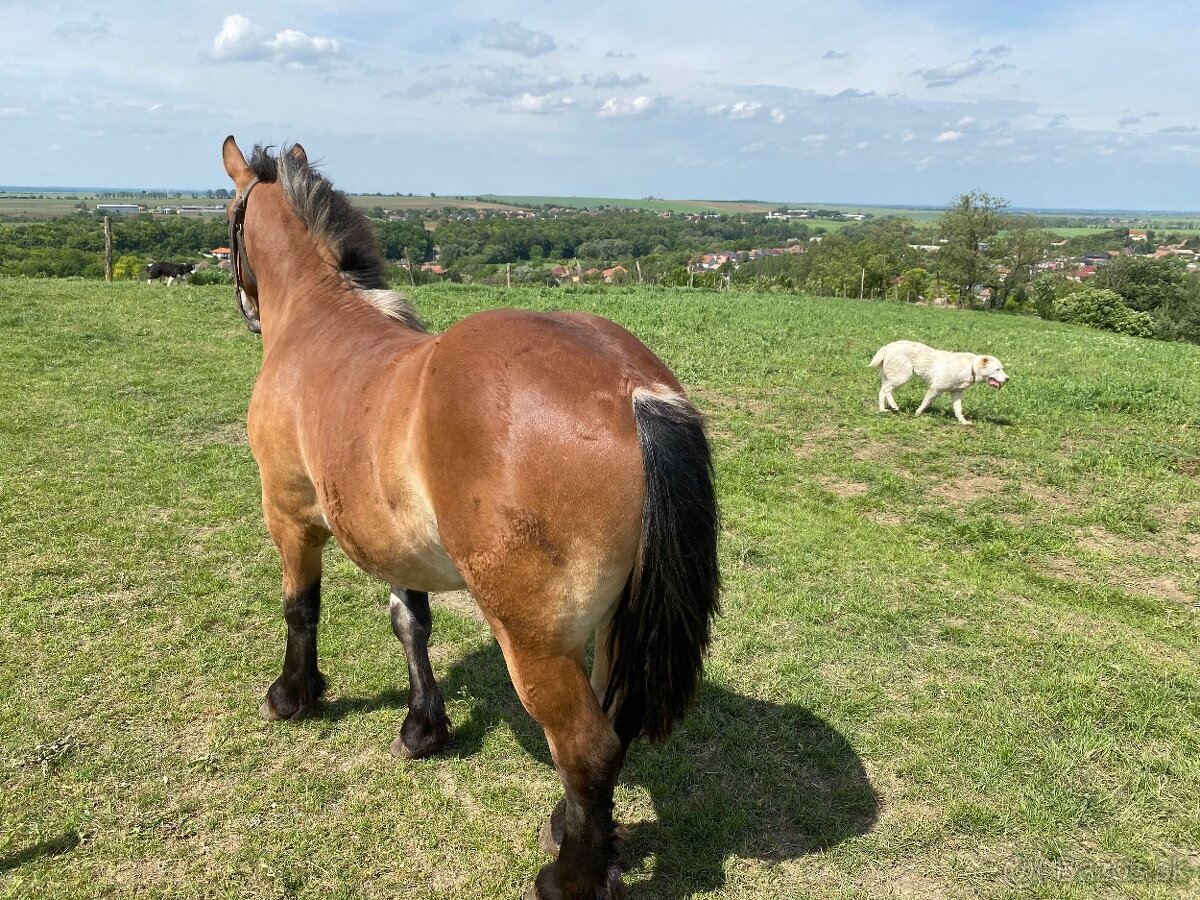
[1,279,1197,898]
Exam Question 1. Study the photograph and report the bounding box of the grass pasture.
[1,279,1198,899]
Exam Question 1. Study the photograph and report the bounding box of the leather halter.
[229,177,262,334]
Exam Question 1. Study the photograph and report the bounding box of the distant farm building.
[96,204,141,215]
[177,205,227,218]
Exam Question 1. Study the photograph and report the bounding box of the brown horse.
[220,137,720,899]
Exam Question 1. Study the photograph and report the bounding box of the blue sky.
[2,0,1198,209]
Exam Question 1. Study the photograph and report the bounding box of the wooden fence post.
[103,217,113,282]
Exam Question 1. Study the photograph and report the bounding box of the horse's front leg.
[388,588,451,758]
[261,521,329,721]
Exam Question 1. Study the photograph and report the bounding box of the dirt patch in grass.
[1040,556,1195,607]
[1025,484,1081,512]
[1118,571,1195,606]
[1041,556,1087,582]
[852,441,890,462]
[855,866,965,900]
[436,590,486,623]
[1184,534,1200,561]
[1078,526,1147,558]
[793,425,841,458]
[692,387,773,417]
[1172,456,1200,477]
[211,421,249,446]
[816,474,870,498]
[929,474,1005,505]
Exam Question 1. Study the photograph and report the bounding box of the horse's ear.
[291,143,308,166]
[222,135,254,191]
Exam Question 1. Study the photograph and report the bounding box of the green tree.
[1056,287,1155,338]
[899,267,929,302]
[995,218,1052,306]
[938,191,1009,307]
[1030,273,1060,320]
[112,255,144,280]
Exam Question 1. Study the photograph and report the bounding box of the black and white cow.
[146,261,196,285]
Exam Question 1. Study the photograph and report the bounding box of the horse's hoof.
[259,700,282,721]
[390,715,450,759]
[260,699,316,722]
[390,735,418,759]
[537,818,560,856]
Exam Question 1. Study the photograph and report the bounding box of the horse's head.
[222,137,312,334]
[220,137,413,335]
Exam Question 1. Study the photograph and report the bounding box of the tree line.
[3,195,1198,343]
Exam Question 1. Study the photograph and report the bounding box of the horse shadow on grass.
[329,640,879,898]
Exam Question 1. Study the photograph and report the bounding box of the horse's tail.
[603,387,721,744]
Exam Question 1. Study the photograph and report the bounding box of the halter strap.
[229,177,262,333]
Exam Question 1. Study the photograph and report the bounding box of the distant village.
[89,197,1200,291]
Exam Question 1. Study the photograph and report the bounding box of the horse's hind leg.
[261,523,329,721]
[502,643,625,900]
[388,588,450,759]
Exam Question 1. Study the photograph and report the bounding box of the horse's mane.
[247,144,425,332]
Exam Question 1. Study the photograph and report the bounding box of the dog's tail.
[869,347,886,368]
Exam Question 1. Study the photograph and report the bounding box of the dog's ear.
[979,356,990,367]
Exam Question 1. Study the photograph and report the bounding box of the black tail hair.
[603,391,721,744]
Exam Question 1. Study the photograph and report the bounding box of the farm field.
[345,195,526,214]
[478,195,781,214]
[0,197,88,219]
[1,279,1198,899]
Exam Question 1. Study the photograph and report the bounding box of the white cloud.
[801,133,829,145]
[770,107,786,125]
[580,72,648,89]
[957,116,976,127]
[209,15,340,68]
[597,95,658,118]
[509,93,575,115]
[915,46,1015,88]
[729,101,762,120]
[706,101,764,120]
[935,130,965,143]
[480,20,556,58]
[211,14,266,62]
[0,105,30,117]
[267,29,341,68]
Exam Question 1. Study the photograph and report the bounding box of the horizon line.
[4,186,1200,218]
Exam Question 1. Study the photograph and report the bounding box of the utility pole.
[506,262,511,288]
[635,259,642,284]
[859,267,865,300]
[402,247,415,287]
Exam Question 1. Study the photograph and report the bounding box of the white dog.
[870,340,1009,424]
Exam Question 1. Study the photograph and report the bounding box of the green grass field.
[1,279,1198,899]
